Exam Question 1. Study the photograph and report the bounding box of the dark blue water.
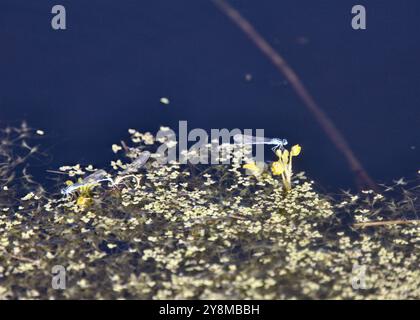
[0,0,419,189]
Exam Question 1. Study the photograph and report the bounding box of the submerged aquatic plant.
[0,125,418,299]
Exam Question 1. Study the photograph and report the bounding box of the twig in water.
[353,219,419,228]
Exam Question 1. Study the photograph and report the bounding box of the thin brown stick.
[212,0,377,191]
[1,249,40,265]
[353,220,419,228]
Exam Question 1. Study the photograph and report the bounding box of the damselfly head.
[272,138,288,147]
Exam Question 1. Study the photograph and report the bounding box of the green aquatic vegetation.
[0,125,418,299]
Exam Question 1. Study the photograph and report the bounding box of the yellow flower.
[281,149,289,164]
[76,184,95,209]
[271,161,285,176]
[291,144,301,156]
[243,162,258,171]
[243,162,264,176]
[76,196,93,209]
[79,184,94,195]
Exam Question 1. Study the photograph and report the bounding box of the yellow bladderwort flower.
[75,183,95,210]
[271,144,302,191]
[243,162,258,171]
[271,161,285,175]
[291,144,301,156]
[76,195,93,209]
[271,152,283,176]
[243,162,265,176]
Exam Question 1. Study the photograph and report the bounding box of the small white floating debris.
[21,192,35,201]
[160,97,170,105]
[112,144,122,153]
[245,73,253,81]
[46,252,54,259]
[3,186,8,191]
[36,130,45,136]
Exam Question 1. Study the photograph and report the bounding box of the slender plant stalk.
[212,0,378,191]
[353,220,419,228]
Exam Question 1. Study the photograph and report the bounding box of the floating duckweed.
[0,125,418,299]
